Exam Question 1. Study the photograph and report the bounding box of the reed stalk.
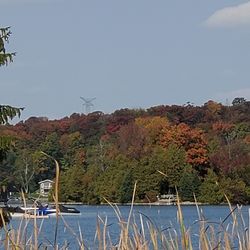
[1,163,250,249]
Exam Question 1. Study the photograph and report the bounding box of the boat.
[5,206,49,219]
[9,204,81,218]
[41,204,81,216]
[5,206,25,217]
[2,197,81,217]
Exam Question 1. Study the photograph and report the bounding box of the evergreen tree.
[198,169,223,204]
[117,170,133,204]
[59,165,85,201]
[179,166,201,201]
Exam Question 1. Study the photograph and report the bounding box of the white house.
[38,179,54,196]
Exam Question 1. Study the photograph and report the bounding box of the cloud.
[204,2,250,28]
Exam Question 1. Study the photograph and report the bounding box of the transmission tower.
[80,97,96,114]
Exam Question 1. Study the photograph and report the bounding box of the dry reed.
[0,159,250,249]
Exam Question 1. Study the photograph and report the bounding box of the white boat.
[10,204,80,217]
[7,206,49,218]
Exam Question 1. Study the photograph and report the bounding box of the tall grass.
[1,158,250,249]
[94,200,250,250]
[1,194,250,249]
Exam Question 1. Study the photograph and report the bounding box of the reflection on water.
[6,205,250,249]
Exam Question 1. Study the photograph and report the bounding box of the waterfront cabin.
[39,179,54,197]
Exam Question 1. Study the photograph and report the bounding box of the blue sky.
[1,0,250,121]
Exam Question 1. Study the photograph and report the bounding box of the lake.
[5,205,250,249]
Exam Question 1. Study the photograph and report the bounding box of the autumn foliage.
[160,123,208,166]
[0,99,249,204]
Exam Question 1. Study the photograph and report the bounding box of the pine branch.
[0,105,24,124]
[0,53,16,66]
[0,27,16,66]
[0,27,12,41]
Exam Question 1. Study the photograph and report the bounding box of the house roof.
[38,179,54,184]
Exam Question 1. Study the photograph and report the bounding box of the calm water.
[5,205,250,249]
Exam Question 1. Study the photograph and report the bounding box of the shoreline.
[48,201,222,206]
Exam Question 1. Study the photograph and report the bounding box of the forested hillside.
[0,99,250,204]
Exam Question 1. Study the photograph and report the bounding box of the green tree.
[0,150,16,188]
[134,145,186,201]
[134,152,164,201]
[14,149,36,193]
[0,27,15,66]
[117,170,134,204]
[179,166,201,201]
[59,132,85,170]
[41,132,62,160]
[80,166,100,204]
[39,132,62,180]
[59,165,85,202]
[198,169,223,204]
[0,106,23,161]
[14,150,47,194]
[219,177,248,204]
[94,154,136,203]
[163,144,186,187]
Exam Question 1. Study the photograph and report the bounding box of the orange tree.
[160,123,208,169]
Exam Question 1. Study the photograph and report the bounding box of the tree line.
[0,99,249,204]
